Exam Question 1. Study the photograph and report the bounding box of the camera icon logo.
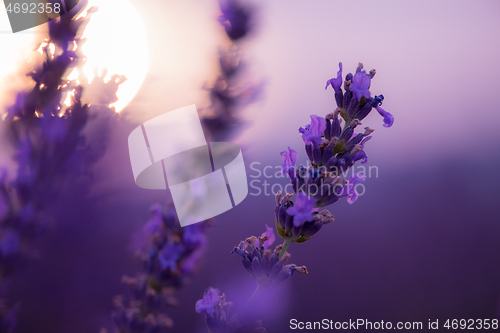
[128,105,249,227]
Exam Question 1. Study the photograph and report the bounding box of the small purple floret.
[375,105,394,128]
[280,147,298,176]
[351,71,372,101]
[195,287,219,315]
[261,224,275,250]
[339,174,366,204]
[300,115,326,147]
[325,62,343,93]
[159,243,184,271]
[287,192,317,227]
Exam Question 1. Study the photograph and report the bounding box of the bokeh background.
[1,0,500,332]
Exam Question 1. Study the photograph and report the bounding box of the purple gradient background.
[3,0,500,332]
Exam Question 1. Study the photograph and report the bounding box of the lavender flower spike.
[280,147,297,177]
[286,192,316,227]
[196,287,220,315]
[299,115,327,147]
[338,174,366,204]
[374,105,395,128]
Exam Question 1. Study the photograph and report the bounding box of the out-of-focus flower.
[195,288,266,333]
[201,0,262,142]
[218,0,253,41]
[1,7,119,331]
[325,62,394,127]
[143,203,163,235]
[196,287,220,315]
[279,62,394,211]
[232,230,307,287]
[110,203,211,332]
[158,242,185,272]
[325,62,344,108]
[109,288,174,333]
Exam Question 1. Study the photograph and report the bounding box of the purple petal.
[261,224,275,250]
[280,147,298,176]
[301,115,327,147]
[375,105,394,128]
[360,136,372,146]
[195,288,219,314]
[339,174,366,204]
[351,71,371,101]
[352,150,368,164]
[286,193,316,227]
[325,62,343,92]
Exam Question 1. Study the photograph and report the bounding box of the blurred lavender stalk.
[106,0,265,331]
[200,0,263,141]
[105,204,211,332]
[0,4,124,331]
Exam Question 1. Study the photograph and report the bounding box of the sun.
[75,0,149,112]
[0,0,149,113]
[0,3,36,115]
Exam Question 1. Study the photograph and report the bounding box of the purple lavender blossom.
[351,70,372,101]
[1,7,119,331]
[338,174,366,204]
[201,0,262,141]
[109,278,175,332]
[232,235,307,287]
[218,0,253,41]
[325,62,343,93]
[374,105,395,128]
[275,191,334,244]
[286,192,316,227]
[109,203,211,332]
[195,288,266,333]
[280,147,297,177]
[299,115,327,147]
[196,287,220,315]
[260,224,275,250]
[159,242,185,271]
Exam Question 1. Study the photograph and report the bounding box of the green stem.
[343,119,351,132]
[279,237,293,259]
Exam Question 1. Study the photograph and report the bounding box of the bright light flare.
[0,0,149,114]
[78,0,149,112]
